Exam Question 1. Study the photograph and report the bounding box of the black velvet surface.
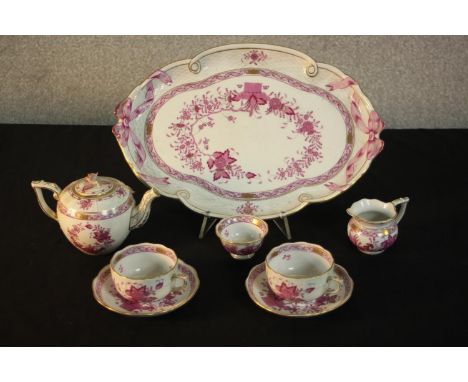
[1,125,467,346]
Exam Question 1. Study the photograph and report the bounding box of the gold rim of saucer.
[245,263,353,318]
[265,242,335,279]
[92,262,200,317]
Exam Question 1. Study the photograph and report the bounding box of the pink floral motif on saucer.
[245,263,353,317]
[92,260,199,317]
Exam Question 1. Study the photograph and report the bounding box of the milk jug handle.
[31,180,62,221]
[391,197,410,224]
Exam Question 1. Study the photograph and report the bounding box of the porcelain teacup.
[110,243,185,302]
[215,215,268,260]
[265,242,341,301]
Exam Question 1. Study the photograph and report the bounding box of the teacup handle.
[326,275,343,295]
[171,273,188,293]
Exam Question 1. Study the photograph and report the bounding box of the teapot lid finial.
[86,172,98,183]
[74,173,116,198]
[82,173,99,192]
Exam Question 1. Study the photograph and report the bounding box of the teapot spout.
[129,188,159,230]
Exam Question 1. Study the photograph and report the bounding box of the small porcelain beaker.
[215,215,268,260]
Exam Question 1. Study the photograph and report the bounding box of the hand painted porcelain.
[110,243,186,302]
[215,215,268,260]
[347,197,409,255]
[31,173,158,255]
[92,260,199,317]
[246,262,353,317]
[265,242,341,301]
[112,43,384,220]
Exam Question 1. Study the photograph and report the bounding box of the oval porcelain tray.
[113,44,384,219]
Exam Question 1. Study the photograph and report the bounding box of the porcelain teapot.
[347,197,409,255]
[31,173,159,255]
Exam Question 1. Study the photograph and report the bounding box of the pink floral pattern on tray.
[93,262,198,315]
[246,263,352,317]
[164,80,320,183]
[145,68,354,200]
[207,149,239,181]
[242,49,268,65]
[236,201,259,215]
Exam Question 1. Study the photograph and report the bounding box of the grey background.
[0,35,467,128]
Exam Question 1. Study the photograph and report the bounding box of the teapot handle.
[31,180,62,221]
[391,197,410,224]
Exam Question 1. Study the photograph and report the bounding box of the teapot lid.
[73,173,115,198]
[57,173,134,218]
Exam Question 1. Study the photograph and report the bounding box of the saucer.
[245,262,353,317]
[92,260,199,317]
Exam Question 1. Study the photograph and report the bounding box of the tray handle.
[188,44,318,77]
